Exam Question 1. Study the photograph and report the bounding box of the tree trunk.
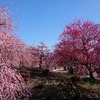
[39,56,42,69]
[86,64,95,80]
[63,66,66,71]
[68,67,74,74]
[39,63,42,68]
[88,69,95,80]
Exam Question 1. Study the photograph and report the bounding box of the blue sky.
[0,0,100,49]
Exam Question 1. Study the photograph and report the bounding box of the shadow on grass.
[30,82,100,100]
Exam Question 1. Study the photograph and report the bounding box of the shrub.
[42,69,49,75]
[71,74,80,85]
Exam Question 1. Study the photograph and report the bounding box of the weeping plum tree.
[56,20,100,79]
[0,61,25,99]
[0,5,28,67]
[0,32,27,67]
[0,6,31,99]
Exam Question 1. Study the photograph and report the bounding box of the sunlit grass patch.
[79,78,100,90]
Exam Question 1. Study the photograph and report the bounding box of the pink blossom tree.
[0,6,31,99]
[55,20,100,79]
[0,6,27,67]
[0,32,26,67]
[37,42,50,68]
[26,46,40,68]
[43,52,54,69]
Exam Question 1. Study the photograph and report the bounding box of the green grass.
[79,78,100,90]
[80,82,100,89]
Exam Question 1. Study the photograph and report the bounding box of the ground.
[21,68,100,100]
